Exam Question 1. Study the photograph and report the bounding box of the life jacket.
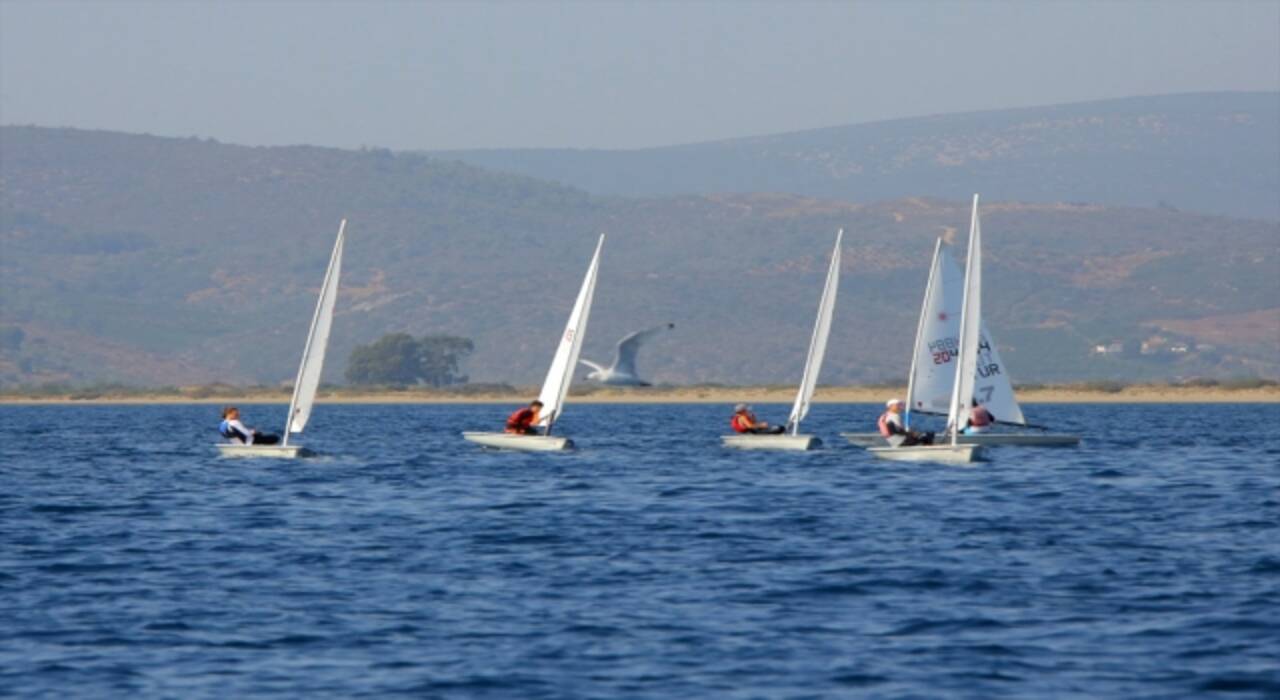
[878,412,903,438]
[970,405,993,427]
[730,412,752,433]
[506,407,536,431]
[219,420,248,442]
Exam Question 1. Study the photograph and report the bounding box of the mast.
[787,229,842,434]
[905,238,944,430]
[947,196,981,446]
[282,219,346,447]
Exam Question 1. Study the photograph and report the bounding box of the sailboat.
[723,230,842,451]
[866,203,983,464]
[462,235,604,452]
[846,196,1079,449]
[216,219,347,458]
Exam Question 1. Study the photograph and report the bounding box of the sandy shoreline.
[2,385,1277,405]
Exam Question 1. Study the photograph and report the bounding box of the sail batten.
[788,230,842,431]
[536,235,605,429]
[284,219,346,442]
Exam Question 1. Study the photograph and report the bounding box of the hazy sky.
[2,0,1277,150]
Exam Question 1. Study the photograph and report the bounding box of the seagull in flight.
[579,323,675,386]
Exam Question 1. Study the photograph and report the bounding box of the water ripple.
[0,402,1277,698]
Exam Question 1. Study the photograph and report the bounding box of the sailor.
[877,398,934,447]
[505,400,544,435]
[218,406,280,445]
[730,404,785,435]
[964,399,995,434]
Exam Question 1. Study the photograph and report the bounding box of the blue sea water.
[1,402,1277,699]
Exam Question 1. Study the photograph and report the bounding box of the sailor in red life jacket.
[730,403,785,435]
[505,400,544,435]
[877,398,934,447]
[963,399,995,435]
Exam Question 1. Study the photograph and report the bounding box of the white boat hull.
[866,444,983,464]
[462,432,574,452]
[215,443,312,459]
[721,434,821,451]
[843,432,1079,447]
[842,432,890,447]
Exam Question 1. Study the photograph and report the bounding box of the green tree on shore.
[345,333,474,386]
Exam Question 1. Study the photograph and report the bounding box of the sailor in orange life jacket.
[963,399,995,435]
[730,404,785,435]
[505,400,544,435]
[877,398,934,447]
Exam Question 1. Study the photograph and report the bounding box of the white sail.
[971,316,1026,425]
[907,242,1025,426]
[536,234,604,429]
[906,238,958,422]
[787,229,842,432]
[948,198,981,441]
[284,219,345,440]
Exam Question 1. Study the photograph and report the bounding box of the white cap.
[886,398,904,408]
[735,403,749,412]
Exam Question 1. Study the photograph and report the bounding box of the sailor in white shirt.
[218,406,279,445]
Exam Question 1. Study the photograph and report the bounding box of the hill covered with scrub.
[1,125,1276,388]
[433,92,1280,221]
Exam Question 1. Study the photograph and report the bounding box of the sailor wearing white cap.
[878,397,934,447]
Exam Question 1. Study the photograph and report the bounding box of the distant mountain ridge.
[1,125,1276,388]
[432,92,1280,220]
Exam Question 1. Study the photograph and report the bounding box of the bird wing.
[612,323,674,377]
[578,358,606,374]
